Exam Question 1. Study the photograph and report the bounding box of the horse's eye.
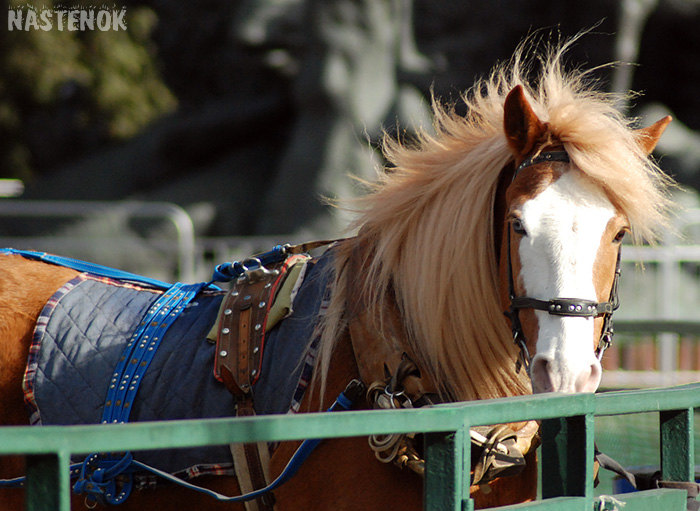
[613,229,627,243]
[512,218,527,236]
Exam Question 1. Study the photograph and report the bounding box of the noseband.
[504,151,621,375]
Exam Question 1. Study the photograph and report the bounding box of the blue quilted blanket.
[22,252,334,480]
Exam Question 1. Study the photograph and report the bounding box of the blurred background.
[2,0,700,495]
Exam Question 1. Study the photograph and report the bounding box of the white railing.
[603,207,700,387]
[0,200,196,282]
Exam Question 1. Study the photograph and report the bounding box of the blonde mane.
[317,36,674,402]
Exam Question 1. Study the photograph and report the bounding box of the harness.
[0,211,622,504]
[344,238,540,489]
[1,242,359,510]
[503,150,622,374]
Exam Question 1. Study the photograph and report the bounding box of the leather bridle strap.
[510,297,615,317]
[504,149,622,373]
[516,150,571,172]
[507,244,621,364]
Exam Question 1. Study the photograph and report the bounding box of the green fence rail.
[615,320,700,336]
[0,382,697,510]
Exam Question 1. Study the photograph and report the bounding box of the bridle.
[503,150,621,375]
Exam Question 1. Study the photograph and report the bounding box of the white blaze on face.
[518,171,616,393]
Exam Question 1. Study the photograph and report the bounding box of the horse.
[0,39,675,510]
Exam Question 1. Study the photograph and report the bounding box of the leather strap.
[344,236,439,406]
[342,236,541,486]
[215,253,308,511]
[230,395,275,511]
[215,255,308,395]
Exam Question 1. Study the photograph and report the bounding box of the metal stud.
[220,350,228,357]
[222,327,230,335]
[258,301,266,309]
[251,369,257,376]
[224,308,232,315]
[254,324,262,331]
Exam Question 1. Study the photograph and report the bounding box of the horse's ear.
[634,115,672,155]
[503,85,547,158]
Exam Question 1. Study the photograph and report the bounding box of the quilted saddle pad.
[22,251,334,479]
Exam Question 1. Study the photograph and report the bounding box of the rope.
[0,380,365,505]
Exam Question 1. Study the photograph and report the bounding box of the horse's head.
[500,85,670,394]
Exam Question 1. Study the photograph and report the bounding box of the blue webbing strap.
[211,244,289,283]
[73,453,136,505]
[0,248,176,290]
[72,282,206,505]
[101,282,205,424]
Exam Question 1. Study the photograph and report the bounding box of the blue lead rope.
[129,380,364,503]
[0,380,365,505]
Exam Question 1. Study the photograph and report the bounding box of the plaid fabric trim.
[288,280,330,413]
[23,274,88,425]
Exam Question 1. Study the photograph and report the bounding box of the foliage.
[0,1,176,180]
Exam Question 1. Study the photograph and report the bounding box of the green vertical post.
[25,453,71,511]
[541,414,595,499]
[424,424,472,511]
[660,408,695,481]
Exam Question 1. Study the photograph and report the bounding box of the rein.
[504,150,621,374]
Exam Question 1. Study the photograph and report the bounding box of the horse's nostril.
[530,357,553,393]
[575,362,602,393]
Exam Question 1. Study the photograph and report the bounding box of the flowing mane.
[317,37,674,402]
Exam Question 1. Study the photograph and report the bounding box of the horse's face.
[501,86,670,394]
[505,162,625,394]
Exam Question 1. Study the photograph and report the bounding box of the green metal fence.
[1,382,697,511]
